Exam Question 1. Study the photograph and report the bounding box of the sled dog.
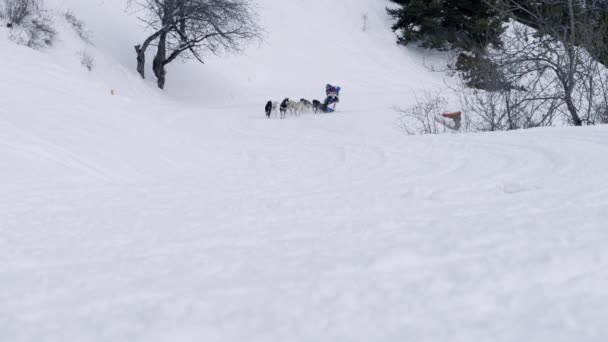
[265,101,273,118]
[300,99,313,112]
[280,98,289,119]
[312,100,321,113]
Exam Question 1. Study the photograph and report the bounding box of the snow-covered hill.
[2,0,608,341]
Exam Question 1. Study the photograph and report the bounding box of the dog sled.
[319,84,341,113]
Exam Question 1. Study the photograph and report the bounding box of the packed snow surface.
[2,0,608,341]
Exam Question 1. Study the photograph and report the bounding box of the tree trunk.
[135,45,145,79]
[565,92,583,126]
[565,0,582,126]
[153,32,168,89]
[505,91,515,130]
[134,24,172,80]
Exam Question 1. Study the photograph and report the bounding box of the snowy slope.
[2,0,608,341]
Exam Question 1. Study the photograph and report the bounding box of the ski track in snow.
[2,101,608,342]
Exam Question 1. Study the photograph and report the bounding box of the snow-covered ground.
[2,0,608,341]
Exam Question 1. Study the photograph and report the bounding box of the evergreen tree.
[387,0,505,52]
[387,0,506,90]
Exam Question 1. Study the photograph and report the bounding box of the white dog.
[287,100,302,116]
[271,101,279,116]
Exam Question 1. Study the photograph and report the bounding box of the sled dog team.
[265,84,341,119]
[265,98,322,119]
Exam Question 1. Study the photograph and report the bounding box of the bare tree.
[484,0,608,126]
[79,50,94,71]
[591,64,608,124]
[132,0,263,89]
[2,0,56,49]
[24,14,55,47]
[395,92,461,135]
[455,45,561,131]
[2,0,40,26]
[65,10,92,44]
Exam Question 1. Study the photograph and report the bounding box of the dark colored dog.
[312,100,321,114]
[280,98,289,119]
[265,100,272,118]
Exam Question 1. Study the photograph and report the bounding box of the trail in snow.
[3,101,608,341]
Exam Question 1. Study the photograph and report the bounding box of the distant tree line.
[389,0,608,129]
